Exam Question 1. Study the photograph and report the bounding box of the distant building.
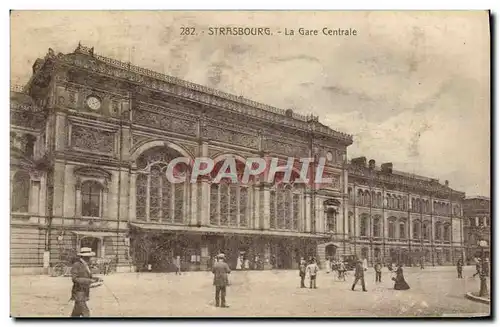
[344,157,466,267]
[463,196,490,262]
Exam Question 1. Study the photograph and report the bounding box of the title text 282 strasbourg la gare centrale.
[180,26,358,36]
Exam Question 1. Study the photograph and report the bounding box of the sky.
[10,11,490,197]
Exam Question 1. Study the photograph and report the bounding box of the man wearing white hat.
[212,253,231,308]
[70,247,101,317]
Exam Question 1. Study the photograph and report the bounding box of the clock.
[86,96,101,110]
[326,151,333,162]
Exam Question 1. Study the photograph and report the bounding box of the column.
[190,182,198,225]
[262,184,270,229]
[200,178,210,226]
[305,191,311,233]
[129,170,137,221]
[253,184,260,229]
[200,243,210,271]
[315,197,323,233]
[200,142,210,226]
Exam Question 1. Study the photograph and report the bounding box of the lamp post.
[478,239,489,298]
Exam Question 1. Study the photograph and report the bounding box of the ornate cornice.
[55,44,353,144]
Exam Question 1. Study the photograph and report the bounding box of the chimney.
[351,156,367,167]
[368,159,376,170]
[381,162,393,174]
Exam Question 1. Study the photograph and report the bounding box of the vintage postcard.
[9,10,490,318]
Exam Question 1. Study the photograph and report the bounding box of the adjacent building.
[10,44,467,274]
[463,196,491,263]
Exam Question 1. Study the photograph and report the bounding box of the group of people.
[69,246,413,317]
[299,257,411,292]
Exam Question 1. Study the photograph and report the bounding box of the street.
[10,265,490,317]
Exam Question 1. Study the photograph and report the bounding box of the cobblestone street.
[11,265,489,317]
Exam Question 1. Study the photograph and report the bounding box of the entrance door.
[325,244,337,260]
[80,237,100,257]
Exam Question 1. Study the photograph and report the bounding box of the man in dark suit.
[70,247,101,317]
[212,253,231,308]
[351,259,367,292]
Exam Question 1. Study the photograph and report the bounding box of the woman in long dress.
[393,264,410,290]
[325,257,331,274]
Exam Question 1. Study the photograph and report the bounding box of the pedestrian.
[472,258,481,278]
[325,257,331,274]
[374,261,382,283]
[420,257,425,269]
[456,258,464,278]
[393,264,410,290]
[175,255,181,275]
[243,257,250,270]
[299,257,307,288]
[306,258,319,289]
[212,253,231,308]
[351,259,367,292]
[338,261,346,281]
[70,247,102,317]
[236,255,242,270]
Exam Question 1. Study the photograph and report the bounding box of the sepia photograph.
[8,10,491,318]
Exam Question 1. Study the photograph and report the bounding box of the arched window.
[135,147,188,223]
[469,217,475,227]
[377,192,382,207]
[443,224,451,241]
[423,222,429,240]
[360,214,369,237]
[395,196,400,210]
[348,187,353,203]
[373,216,381,237]
[435,222,442,240]
[399,220,406,239]
[326,208,337,233]
[81,181,102,218]
[416,199,421,213]
[364,191,371,207]
[388,218,396,238]
[412,220,420,239]
[411,198,416,212]
[11,170,30,213]
[357,189,363,206]
[387,194,392,208]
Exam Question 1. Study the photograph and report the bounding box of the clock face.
[86,96,101,110]
[326,151,333,161]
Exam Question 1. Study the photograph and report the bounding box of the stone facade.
[463,196,490,263]
[10,45,466,274]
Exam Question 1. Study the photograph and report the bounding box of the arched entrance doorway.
[80,236,101,257]
[325,244,337,260]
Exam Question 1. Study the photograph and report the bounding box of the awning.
[129,222,325,239]
[72,231,119,238]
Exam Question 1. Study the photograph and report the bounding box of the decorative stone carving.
[134,109,197,136]
[71,125,115,153]
[132,134,153,147]
[203,125,258,148]
[263,138,308,158]
[61,47,354,144]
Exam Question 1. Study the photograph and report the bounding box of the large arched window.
[11,170,30,213]
[135,147,188,223]
[81,181,102,217]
